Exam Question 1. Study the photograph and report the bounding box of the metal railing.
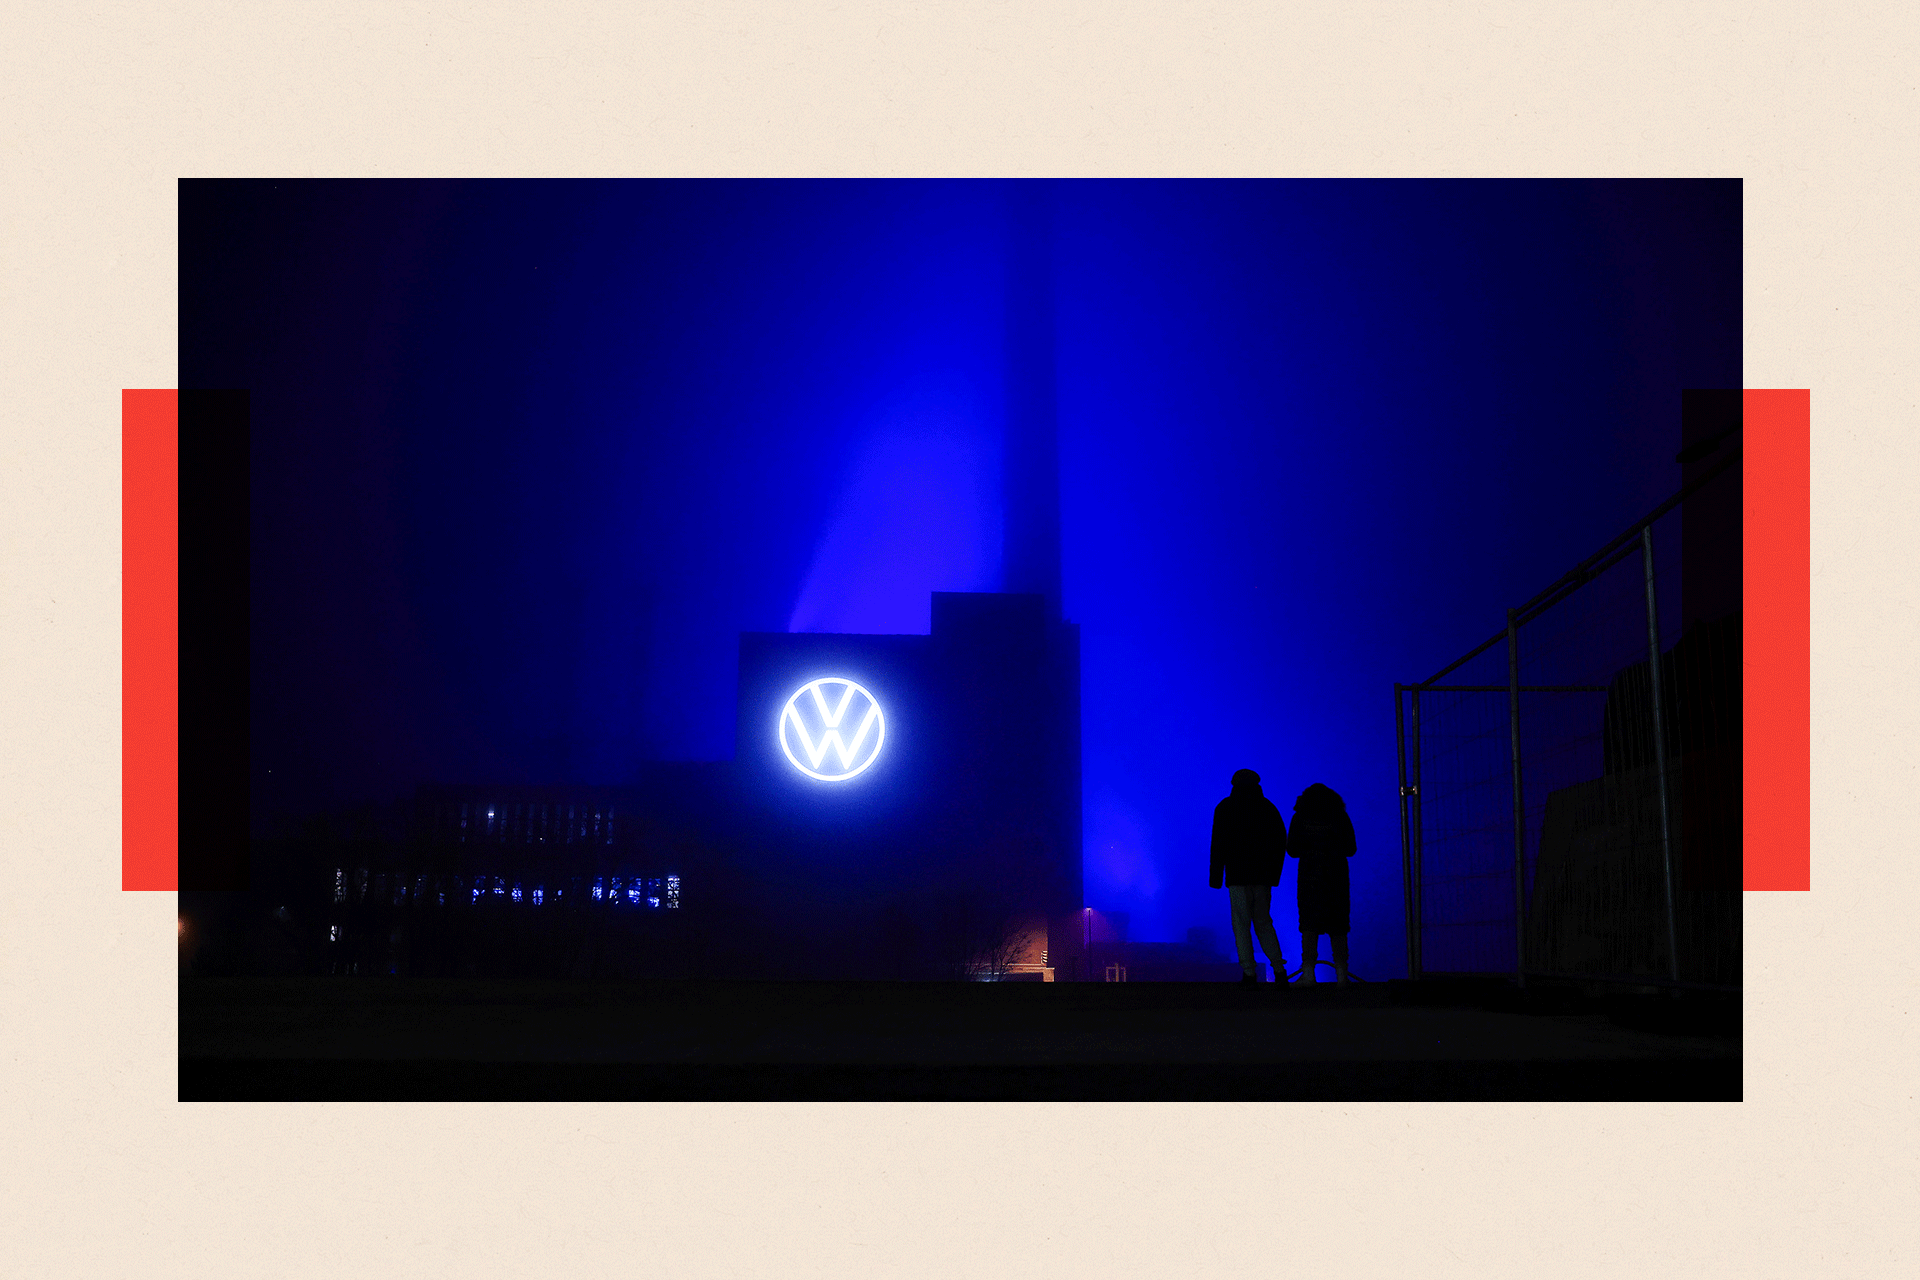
[1396,455,1742,990]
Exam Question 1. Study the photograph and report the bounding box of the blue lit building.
[314,590,1084,980]
[314,781,699,977]
[731,590,1084,979]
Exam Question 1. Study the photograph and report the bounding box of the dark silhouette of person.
[1288,782,1357,983]
[1209,768,1289,983]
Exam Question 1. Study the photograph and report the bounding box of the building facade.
[298,592,1086,981]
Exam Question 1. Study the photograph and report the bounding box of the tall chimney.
[1002,181,1062,614]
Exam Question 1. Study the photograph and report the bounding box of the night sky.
[184,179,1739,979]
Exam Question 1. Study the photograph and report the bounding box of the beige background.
[2,3,1911,1275]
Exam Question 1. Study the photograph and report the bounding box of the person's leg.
[1294,932,1319,983]
[1229,886,1257,978]
[1331,932,1350,984]
[1249,884,1287,981]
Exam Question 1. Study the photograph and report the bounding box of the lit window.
[511,884,523,903]
[472,887,482,904]
[666,875,681,909]
[592,878,604,902]
[532,887,543,905]
[333,869,347,904]
[329,924,340,943]
[494,877,506,896]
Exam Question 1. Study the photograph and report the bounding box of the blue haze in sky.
[188,178,1739,979]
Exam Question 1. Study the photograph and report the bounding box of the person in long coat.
[1209,768,1289,983]
[1288,782,1357,984]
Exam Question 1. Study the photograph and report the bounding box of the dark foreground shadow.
[180,977,1739,1102]
[181,1057,1737,1101]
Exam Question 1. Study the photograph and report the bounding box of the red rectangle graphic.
[1743,388,1811,890]
[123,389,178,891]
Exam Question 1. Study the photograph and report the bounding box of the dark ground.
[180,982,1743,1105]
[179,976,1740,1101]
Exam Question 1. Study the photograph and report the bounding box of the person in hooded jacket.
[1288,782,1357,983]
[1209,768,1289,984]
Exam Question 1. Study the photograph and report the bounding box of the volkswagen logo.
[779,677,886,782]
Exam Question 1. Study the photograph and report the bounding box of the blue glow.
[224,180,1738,979]
[779,677,886,780]
[787,382,1004,635]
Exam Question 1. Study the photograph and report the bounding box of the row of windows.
[333,870,681,909]
[443,802,618,845]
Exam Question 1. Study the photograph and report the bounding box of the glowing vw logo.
[779,677,886,782]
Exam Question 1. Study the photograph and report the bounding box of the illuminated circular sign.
[779,677,886,782]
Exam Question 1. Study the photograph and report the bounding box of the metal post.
[1083,906,1092,984]
[1642,526,1682,982]
[1506,610,1526,988]
[1408,688,1423,979]
[1395,684,1416,981]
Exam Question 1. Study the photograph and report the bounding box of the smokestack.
[1003,181,1062,615]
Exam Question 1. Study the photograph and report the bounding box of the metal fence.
[1396,457,1742,990]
